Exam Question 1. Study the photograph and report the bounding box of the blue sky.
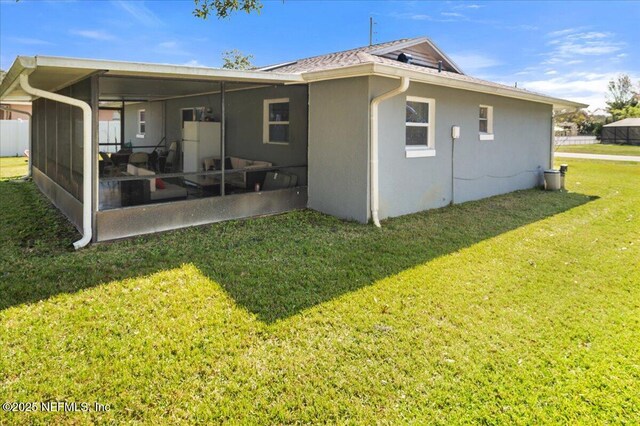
[1,0,638,110]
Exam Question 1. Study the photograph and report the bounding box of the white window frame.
[263,98,290,145]
[136,109,145,139]
[405,96,436,158]
[479,105,494,141]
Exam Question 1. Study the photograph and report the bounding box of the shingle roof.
[259,38,421,73]
[262,37,554,101]
[603,118,640,127]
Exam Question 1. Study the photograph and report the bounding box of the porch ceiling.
[99,77,265,102]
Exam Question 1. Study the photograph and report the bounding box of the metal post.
[220,81,226,196]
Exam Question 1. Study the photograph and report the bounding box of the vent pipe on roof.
[438,61,443,73]
[397,53,412,64]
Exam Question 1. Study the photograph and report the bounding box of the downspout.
[0,105,32,178]
[19,74,93,250]
[370,77,409,227]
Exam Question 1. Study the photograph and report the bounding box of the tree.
[606,74,638,110]
[222,49,254,70]
[609,104,640,121]
[193,0,262,19]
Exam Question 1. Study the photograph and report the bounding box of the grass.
[0,156,28,179]
[1,158,639,424]
[556,143,640,156]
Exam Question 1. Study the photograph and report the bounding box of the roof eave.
[0,56,36,100]
[301,62,587,110]
[33,56,304,83]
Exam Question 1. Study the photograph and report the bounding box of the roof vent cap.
[397,53,413,64]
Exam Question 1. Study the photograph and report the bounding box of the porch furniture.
[110,151,131,167]
[263,171,298,190]
[228,156,272,190]
[200,156,273,191]
[163,142,178,172]
[121,164,187,206]
[128,152,149,168]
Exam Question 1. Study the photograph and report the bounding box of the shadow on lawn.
[0,179,597,322]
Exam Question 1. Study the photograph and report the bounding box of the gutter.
[18,73,93,250]
[370,76,410,227]
[0,105,32,178]
[301,63,587,111]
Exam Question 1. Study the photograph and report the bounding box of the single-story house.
[0,37,586,248]
[601,118,640,145]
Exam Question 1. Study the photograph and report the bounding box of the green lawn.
[0,156,28,179]
[1,159,639,424]
[556,143,640,156]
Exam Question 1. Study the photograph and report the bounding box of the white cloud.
[544,29,625,64]
[70,30,116,41]
[8,37,53,45]
[112,0,162,27]
[449,52,501,74]
[513,71,640,111]
[453,4,483,9]
[441,12,464,18]
[155,41,191,56]
[183,60,206,68]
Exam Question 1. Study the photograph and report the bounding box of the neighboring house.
[601,118,640,145]
[0,101,31,120]
[0,37,586,247]
[554,122,578,137]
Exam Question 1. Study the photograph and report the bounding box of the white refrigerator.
[182,121,221,172]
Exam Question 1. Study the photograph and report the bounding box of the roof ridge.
[257,37,422,71]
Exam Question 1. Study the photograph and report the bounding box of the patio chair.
[128,152,149,169]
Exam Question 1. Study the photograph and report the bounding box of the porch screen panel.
[68,78,92,202]
[36,98,47,172]
[56,102,73,194]
[46,99,58,181]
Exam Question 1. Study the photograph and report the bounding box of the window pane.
[406,126,428,146]
[182,109,194,123]
[269,102,289,122]
[139,111,146,122]
[479,107,488,119]
[140,123,146,134]
[406,101,429,123]
[479,119,488,133]
[269,124,289,142]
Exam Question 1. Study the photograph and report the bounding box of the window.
[263,98,290,144]
[405,96,435,158]
[479,105,494,140]
[181,107,205,128]
[137,109,146,138]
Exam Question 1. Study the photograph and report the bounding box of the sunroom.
[0,56,308,245]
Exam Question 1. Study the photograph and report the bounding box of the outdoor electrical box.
[451,125,461,139]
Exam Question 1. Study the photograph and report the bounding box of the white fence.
[0,120,29,157]
[554,135,598,146]
[99,121,121,153]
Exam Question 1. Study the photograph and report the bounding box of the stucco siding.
[308,78,370,223]
[372,76,552,219]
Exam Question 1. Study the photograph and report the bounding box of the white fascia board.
[371,63,587,110]
[301,63,586,111]
[0,56,36,100]
[33,56,304,84]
